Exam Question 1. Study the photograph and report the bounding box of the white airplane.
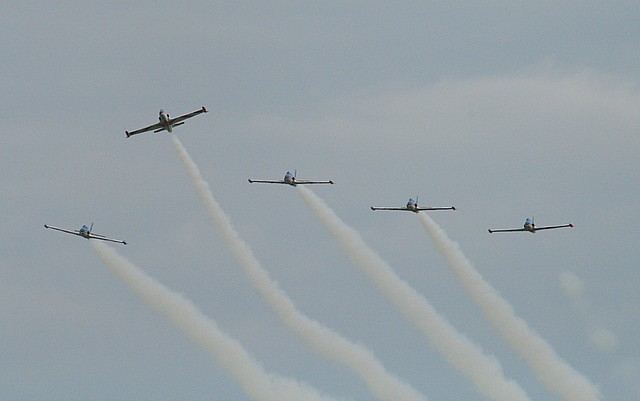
[371,197,456,213]
[488,217,573,234]
[125,106,207,138]
[248,171,334,187]
[44,223,127,245]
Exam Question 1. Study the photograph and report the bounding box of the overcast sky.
[2,2,639,400]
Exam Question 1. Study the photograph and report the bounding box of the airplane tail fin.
[90,222,94,233]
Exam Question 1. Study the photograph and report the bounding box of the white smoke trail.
[418,212,602,401]
[296,186,530,401]
[91,241,340,401]
[172,135,430,401]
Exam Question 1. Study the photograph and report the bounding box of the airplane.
[248,171,334,186]
[125,106,208,138]
[44,223,127,245]
[371,197,456,213]
[488,217,573,234]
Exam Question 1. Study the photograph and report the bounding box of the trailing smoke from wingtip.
[296,185,531,401]
[171,135,431,401]
[418,212,602,401]
[90,241,340,401]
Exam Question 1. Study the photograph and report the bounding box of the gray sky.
[2,1,639,400]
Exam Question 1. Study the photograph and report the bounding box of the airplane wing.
[125,122,164,138]
[169,106,208,124]
[247,178,333,185]
[533,223,574,231]
[370,206,454,211]
[88,233,127,245]
[44,224,81,236]
[294,180,334,185]
[488,227,527,233]
[248,179,288,184]
[370,207,411,211]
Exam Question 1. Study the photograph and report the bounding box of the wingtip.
[488,229,493,233]
[569,223,574,228]
[370,206,375,211]
[202,106,208,113]
[248,179,253,183]
[330,180,334,184]
[452,206,456,210]
[125,131,130,138]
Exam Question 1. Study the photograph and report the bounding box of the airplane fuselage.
[407,204,419,212]
[523,218,536,232]
[79,225,92,238]
[406,199,419,212]
[284,172,296,186]
[159,110,173,133]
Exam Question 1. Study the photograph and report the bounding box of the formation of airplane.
[248,171,334,187]
[45,106,575,246]
[488,218,574,234]
[125,106,207,138]
[44,223,127,245]
[44,213,573,244]
[371,197,456,213]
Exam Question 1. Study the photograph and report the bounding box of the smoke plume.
[172,135,430,401]
[91,241,340,401]
[418,212,601,401]
[297,185,530,401]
